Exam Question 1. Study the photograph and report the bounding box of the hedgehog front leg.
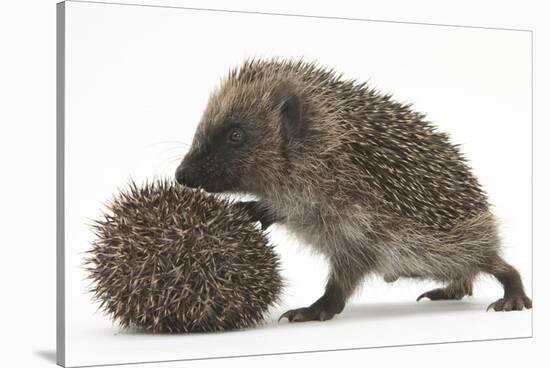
[279,261,363,323]
[234,201,284,230]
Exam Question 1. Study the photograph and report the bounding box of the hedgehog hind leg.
[483,257,532,312]
[416,278,473,302]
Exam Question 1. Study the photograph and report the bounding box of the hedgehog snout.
[175,162,200,188]
[176,154,224,191]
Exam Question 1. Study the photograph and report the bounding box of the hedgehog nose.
[175,164,196,188]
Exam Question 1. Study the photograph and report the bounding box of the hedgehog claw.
[416,293,428,302]
[278,310,293,322]
[279,306,334,322]
[416,286,468,302]
[234,201,282,230]
[278,308,311,322]
[487,295,532,312]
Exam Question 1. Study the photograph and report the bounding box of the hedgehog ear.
[277,93,303,139]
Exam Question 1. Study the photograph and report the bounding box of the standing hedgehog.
[175,59,532,322]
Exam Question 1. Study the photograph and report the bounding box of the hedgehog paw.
[487,294,532,312]
[416,288,465,302]
[278,306,335,322]
[234,201,282,230]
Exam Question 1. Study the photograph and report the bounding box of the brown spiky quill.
[85,179,282,333]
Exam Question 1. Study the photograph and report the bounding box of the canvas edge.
[55,2,534,366]
[56,1,66,367]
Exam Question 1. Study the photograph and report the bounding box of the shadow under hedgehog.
[175,58,532,322]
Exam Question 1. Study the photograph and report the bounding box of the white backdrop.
[60,1,533,367]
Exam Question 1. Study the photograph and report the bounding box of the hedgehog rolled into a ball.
[85,179,282,333]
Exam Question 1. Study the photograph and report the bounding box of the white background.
[1,0,549,368]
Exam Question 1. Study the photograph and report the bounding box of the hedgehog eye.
[227,127,245,145]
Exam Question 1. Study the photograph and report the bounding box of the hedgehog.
[85,179,282,333]
[174,58,532,322]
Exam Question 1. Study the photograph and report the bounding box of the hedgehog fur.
[175,58,532,319]
[85,179,282,333]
